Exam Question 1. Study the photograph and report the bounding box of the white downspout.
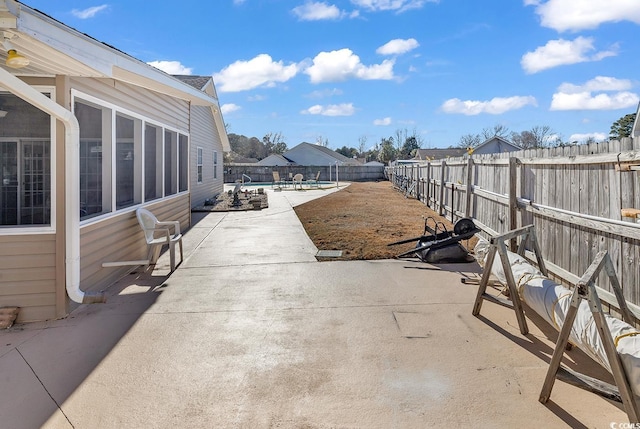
[0,68,105,304]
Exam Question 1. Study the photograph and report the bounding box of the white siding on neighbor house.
[190,104,224,207]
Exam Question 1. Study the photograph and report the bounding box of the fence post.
[509,157,518,251]
[465,157,473,218]
[426,162,431,209]
[439,160,446,216]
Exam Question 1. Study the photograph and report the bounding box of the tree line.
[226,112,636,163]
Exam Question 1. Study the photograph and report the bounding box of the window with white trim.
[213,150,218,179]
[73,93,189,222]
[179,134,188,192]
[197,147,203,183]
[0,91,54,227]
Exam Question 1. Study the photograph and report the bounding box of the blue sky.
[22,0,640,150]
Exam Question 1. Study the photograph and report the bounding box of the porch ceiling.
[0,31,103,78]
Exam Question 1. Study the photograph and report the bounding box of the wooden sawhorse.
[539,250,640,422]
[471,224,547,335]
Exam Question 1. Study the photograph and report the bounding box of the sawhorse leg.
[539,251,639,422]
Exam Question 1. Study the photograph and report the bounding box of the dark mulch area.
[192,189,268,212]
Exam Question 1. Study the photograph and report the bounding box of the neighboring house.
[0,0,229,322]
[363,160,384,167]
[257,154,294,166]
[472,136,520,155]
[413,148,467,160]
[281,142,361,166]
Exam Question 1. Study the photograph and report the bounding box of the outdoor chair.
[306,171,321,188]
[136,207,184,272]
[272,171,285,188]
[293,173,304,190]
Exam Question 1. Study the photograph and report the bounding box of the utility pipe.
[0,67,105,304]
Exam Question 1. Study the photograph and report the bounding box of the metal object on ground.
[389,217,479,263]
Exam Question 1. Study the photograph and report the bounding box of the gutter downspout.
[0,67,105,304]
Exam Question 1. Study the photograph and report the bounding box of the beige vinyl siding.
[69,77,192,292]
[190,105,224,207]
[69,77,189,130]
[0,234,57,322]
[79,194,190,293]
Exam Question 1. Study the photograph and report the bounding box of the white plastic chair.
[292,173,304,190]
[306,171,320,188]
[136,207,184,272]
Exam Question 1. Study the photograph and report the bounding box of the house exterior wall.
[0,234,57,322]
[79,194,189,295]
[69,78,190,130]
[70,77,193,297]
[0,76,196,323]
[189,104,224,207]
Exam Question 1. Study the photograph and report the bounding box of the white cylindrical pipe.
[0,67,105,304]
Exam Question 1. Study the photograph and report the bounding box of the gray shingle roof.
[173,75,212,91]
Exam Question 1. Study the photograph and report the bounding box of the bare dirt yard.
[294,180,478,261]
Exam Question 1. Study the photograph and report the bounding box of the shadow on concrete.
[2,265,170,429]
[474,300,626,425]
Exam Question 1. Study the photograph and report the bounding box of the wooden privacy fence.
[225,164,385,184]
[386,137,640,313]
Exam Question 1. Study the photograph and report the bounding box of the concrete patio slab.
[0,185,630,428]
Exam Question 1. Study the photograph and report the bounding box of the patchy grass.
[294,181,477,261]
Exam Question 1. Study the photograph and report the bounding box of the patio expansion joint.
[142,302,469,315]
[15,347,76,428]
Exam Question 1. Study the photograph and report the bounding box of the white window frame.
[213,150,218,180]
[0,85,56,235]
[197,147,203,184]
[71,90,189,226]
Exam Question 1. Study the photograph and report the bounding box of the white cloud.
[147,60,193,75]
[351,0,435,13]
[292,2,345,20]
[306,88,344,98]
[441,96,537,115]
[304,48,395,83]
[373,117,392,125]
[550,76,639,110]
[569,132,607,143]
[550,91,639,110]
[213,54,299,92]
[247,94,267,101]
[376,38,419,55]
[558,76,633,94]
[527,0,640,32]
[301,103,355,116]
[71,5,108,19]
[221,104,241,114]
[521,37,617,74]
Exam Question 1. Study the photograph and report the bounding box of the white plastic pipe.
[0,67,105,304]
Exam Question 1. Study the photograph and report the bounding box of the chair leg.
[169,242,176,272]
[179,238,184,264]
[149,245,161,265]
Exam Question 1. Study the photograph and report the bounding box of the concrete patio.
[0,185,629,428]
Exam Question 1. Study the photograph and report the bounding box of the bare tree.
[358,135,367,156]
[510,125,554,149]
[316,135,329,147]
[481,124,510,140]
[458,133,481,149]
